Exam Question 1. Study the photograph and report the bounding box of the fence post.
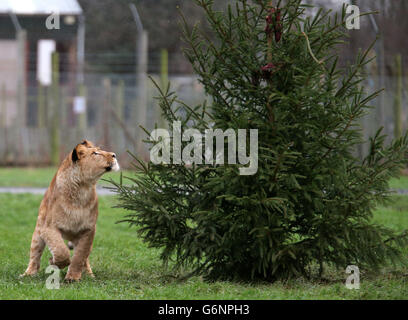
[135,31,148,155]
[1,83,6,128]
[1,83,9,162]
[160,48,168,90]
[50,52,60,166]
[114,80,125,145]
[159,48,168,128]
[37,84,46,128]
[102,77,112,148]
[116,80,125,121]
[76,83,87,140]
[16,30,27,128]
[393,54,403,139]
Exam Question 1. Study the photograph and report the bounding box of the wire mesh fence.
[0,71,206,167]
[0,67,407,167]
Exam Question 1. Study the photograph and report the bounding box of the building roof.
[0,0,82,15]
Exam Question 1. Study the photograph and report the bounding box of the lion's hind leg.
[21,229,45,277]
[84,258,94,277]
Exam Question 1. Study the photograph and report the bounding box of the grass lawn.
[1,167,408,191]
[0,193,408,300]
[0,167,134,188]
[0,167,408,299]
[388,176,408,190]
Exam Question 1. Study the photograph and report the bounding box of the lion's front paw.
[65,273,82,282]
[20,269,39,277]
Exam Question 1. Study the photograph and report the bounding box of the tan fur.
[21,140,120,282]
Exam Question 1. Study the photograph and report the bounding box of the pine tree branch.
[302,31,324,66]
[311,115,355,170]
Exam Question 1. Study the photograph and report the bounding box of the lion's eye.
[93,152,100,156]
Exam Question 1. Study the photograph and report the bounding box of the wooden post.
[129,3,149,157]
[377,39,386,128]
[394,54,403,139]
[1,83,6,128]
[50,52,60,166]
[135,31,148,155]
[37,84,46,128]
[76,83,87,140]
[77,15,86,85]
[102,78,112,148]
[160,48,169,90]
[159,48,169,128]
[1,83,8,161]
[114,80,125,146]
[16,30,27,128]
[368,13,385,128]
[116,80,125,122]
[378,4,386,128]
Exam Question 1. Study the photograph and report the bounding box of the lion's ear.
[81,140,95,148]
[72,148,79,163]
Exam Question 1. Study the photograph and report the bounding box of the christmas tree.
[111,0,408,280]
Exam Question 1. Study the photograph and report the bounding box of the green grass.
[1,193,408,300]
[1,167,408,190]
[1,167,408,299]
[0,167,134,188]
[389,176,408,190]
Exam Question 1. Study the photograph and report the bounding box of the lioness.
[21,140,120,282]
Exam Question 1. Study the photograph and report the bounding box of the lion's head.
[71,140,120,182]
